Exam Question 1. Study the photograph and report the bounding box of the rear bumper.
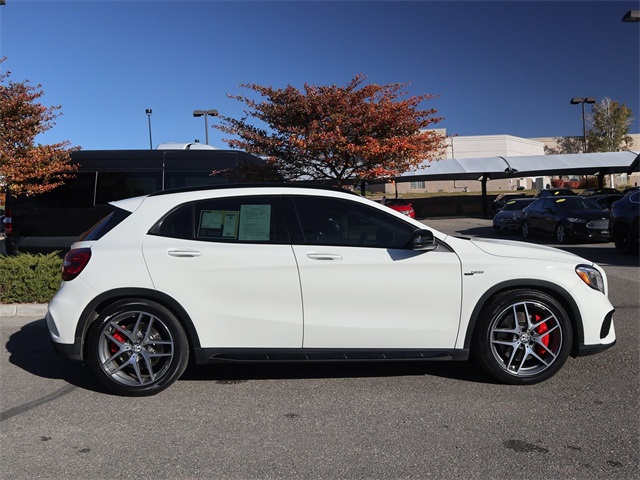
[46,310,84,361]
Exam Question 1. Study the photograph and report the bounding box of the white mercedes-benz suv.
[46,185,616,396]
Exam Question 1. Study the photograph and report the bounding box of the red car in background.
[383,198,415,218]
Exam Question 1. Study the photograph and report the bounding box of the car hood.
[467,237,589,265]
[562,209,608,220]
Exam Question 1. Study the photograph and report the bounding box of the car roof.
[147,182,357,198]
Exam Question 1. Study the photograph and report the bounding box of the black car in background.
[591,194,624,211]
[492,198,536,233]
[534,188,576,198]
[578,187,621,197]
[491,192,528,216]
[609,190,640,254]
[522,196,610,244]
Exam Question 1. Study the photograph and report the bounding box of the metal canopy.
[398,151,640,182]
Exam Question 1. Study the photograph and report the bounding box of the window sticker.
[198,210,239,239]
[556,199,566,203]
[506,200,516,205]
[238,204,271,241]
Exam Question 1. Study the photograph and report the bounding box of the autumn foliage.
[215,75,445,186]
[0,58,77,197]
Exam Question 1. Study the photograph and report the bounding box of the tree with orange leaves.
[1,58,77,198]
[215,75,445,186]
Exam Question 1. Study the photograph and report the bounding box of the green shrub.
[0,252,62,304]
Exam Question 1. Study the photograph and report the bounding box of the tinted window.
[149,195,288,244]
[95,172,163,204]
[554,198,600,211]
[291,196,414,249]
[79,207,132,241]
[385,199,410,206]
[164,172,229,190]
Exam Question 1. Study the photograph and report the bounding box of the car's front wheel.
[86,299,189,396]
[473,290,572,385]
[522,221,533,239]
[555,223,568,244]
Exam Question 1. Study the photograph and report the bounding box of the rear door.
[142,195,303,348]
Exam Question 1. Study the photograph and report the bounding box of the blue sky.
[1,0,639,151]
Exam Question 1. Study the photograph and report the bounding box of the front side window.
[149,195,288,244]
[290,196,414,249]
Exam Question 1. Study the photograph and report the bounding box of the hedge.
[0,252,62,304]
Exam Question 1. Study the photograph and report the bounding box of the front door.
[289,196,462,349]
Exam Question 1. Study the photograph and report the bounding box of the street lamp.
[570,97,596,153]
[192,109,218,145]
[145,109,153,150]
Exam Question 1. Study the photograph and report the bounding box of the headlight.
[576,265,605,294]
[567,217,587,223]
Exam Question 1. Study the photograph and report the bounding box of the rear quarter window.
[78,208,131,241]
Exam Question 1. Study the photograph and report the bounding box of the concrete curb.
[0,303,48,318]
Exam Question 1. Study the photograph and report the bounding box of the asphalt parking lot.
[1,217,638,479]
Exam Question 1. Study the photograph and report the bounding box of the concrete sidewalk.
[0,303,48,318]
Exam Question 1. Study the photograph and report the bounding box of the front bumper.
[568,221,610,241]
[574,309,616,357]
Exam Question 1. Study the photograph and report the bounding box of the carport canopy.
[394,151,640,217]
[397,151,640,182]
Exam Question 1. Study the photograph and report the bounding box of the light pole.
[193,109,218,145]
[570,97,596,153]
[145,108,153,150]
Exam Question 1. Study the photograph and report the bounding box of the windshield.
[502,199,533,211]
[554,197,601,211]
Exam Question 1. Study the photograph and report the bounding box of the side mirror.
[412,229,437,251]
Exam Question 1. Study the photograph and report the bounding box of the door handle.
[306,253,342,261]
[167,249,203,258]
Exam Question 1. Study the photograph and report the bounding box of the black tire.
[613,224,634,254]
[472,290,572,385]
[555,223,568,244]
[86,299,189,396]
[522,221,533,239]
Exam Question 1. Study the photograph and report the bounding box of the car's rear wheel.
[613,224,634,254]
[473,290,572,385]
[86,299,189,396]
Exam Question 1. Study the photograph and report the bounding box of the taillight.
[62,248,92,281]
[3,208,12,236]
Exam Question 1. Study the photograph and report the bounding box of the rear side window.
[78,207,131,241]
[149,195,289,244]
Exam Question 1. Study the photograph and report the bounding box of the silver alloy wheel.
[556,224,566,243]
[96,310,175,387]
[489,300,563,377]
[522,221,530,238]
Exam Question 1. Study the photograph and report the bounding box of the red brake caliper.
[535,314,550,356]
[109,330,127,354]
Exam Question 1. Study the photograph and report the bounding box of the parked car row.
[491,188,639,254]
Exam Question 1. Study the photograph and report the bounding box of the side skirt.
[194,348,469,364]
